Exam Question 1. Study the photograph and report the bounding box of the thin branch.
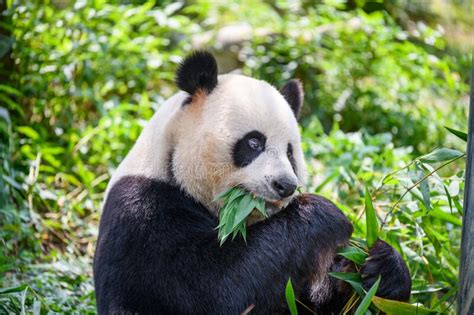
[380,154,466,231]
[296,298,317,314]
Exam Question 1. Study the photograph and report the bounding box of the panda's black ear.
[280,79,304,119]
[175,51,218,96]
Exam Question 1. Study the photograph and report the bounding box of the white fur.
[106,74,307,215]
[105,92,187,197]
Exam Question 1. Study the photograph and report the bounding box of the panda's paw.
[361,240,411,301]
[290,194,353,245]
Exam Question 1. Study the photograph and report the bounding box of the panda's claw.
[360,239,411,302]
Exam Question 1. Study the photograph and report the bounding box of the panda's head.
[170,51,306,216]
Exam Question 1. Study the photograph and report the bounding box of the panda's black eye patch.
[232,131,266,168]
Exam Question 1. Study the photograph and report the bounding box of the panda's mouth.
[265,200,285,216]
[238,186,290,215]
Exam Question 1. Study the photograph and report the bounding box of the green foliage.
[364,186,379,248]
[445,126,468,142]
[235,3,468,152]
[315,129,465,313]
[372,296,436,315]
[328,272,365,297]
[0,0,470,313]
[215,187,266,245]
[336,245,368,266]
[285,279,298,315]
[355,276,380,315]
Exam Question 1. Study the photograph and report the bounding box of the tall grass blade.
[365,186,379,248]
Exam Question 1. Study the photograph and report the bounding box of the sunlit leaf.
[418,148,464,164]
[364,186,379,248]
[354,276,380,315]
[372,296,436,315]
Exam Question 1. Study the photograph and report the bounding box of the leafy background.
[0,0,471,314]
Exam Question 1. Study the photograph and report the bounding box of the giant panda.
[93,51,411,314]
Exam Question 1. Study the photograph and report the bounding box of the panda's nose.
[272,178,297,198]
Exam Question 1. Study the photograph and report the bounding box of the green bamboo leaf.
[444,126,467,142]
[232,223,243,240]
[328,272,365,297]
[0,284,28,294]
[416,164,431,211]
[443,184,453,213]
[217,203,234,228]
[365,186,379,248]
[216,187,265,245]
[231,195,255,229]
[418,148,464,164]
[430,208,462,226]
[213,187,238,202]
[372,296,436,315]
[285,278,298,315]
[337,246,368,265]
[355,276,380,315]
[454,197,464,216]
[239,223,247,242]
[328,272,363,282]
[255,198,267,217]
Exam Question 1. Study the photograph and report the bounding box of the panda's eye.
[233,131,266,167]
[248,138,263,151]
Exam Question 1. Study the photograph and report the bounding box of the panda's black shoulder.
[103,176,189,215]
[97,175,215,242]
[94,178,216,285]
[94,176,217,314]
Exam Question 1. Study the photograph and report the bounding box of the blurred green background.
[0,0,471,313]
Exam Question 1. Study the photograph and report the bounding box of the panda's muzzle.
[271,178,297,198]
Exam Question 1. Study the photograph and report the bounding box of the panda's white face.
[172,74,306,216]
[107,52,306,219]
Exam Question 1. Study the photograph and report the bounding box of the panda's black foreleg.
[206,193,354,314]
[360,239,412,301]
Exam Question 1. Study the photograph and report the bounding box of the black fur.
[309,240,412,314]
[93,176,353,314]
[361,239,412,301]
[175,51,218,96]
[280,79,304,119]
[305,255,355,315]
[232,130,267,168]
